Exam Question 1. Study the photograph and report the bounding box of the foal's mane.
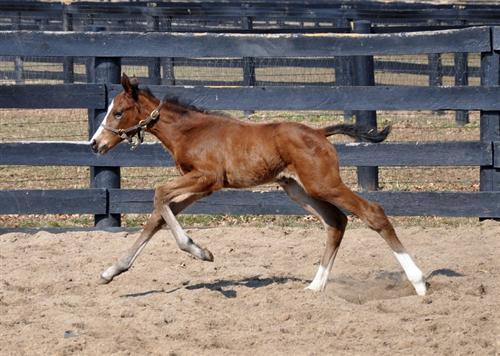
[139,86,229,117]
[162,95,209,114]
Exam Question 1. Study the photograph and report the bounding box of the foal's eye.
[114,112,123,120]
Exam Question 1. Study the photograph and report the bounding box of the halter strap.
[101,102,162,151]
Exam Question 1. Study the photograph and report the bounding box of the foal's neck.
[143,95,189,154]
[138,94,161,120]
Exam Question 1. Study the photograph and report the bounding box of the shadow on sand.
[120,275,305,299]
[120,268,463,301]
[185,276,305,298]
[120,287,183,298]
[427,268,464,278]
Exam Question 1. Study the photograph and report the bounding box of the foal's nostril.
[90,139,98,153]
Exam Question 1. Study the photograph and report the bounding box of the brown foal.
[90,74,426,296]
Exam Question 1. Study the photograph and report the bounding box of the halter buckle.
[150,108,160,119]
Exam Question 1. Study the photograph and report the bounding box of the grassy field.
[0,55,483,228]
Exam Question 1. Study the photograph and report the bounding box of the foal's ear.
[121,73,139,100]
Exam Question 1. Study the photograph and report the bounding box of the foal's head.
[90,73,155,154]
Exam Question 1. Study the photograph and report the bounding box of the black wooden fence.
[0,27,499,226]
[1,0,497,126]
[3,1,500,30]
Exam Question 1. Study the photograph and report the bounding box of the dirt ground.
[0,221,499,356]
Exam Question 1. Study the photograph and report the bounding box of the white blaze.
[90,99,114,142]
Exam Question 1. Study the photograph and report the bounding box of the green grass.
[0,213,479,230]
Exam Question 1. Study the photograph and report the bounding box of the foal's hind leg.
[278,177,347,292]
[309,182,427,296]
[279,130,425,295]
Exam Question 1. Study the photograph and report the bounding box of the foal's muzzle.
[90,139,98,153]
[90,139,108,154]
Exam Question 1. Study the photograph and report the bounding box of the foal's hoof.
[98,275,112,285]
[414,280,427,296]
[201,249,214,262]
[304,284,323,292]
[99,265,127,284]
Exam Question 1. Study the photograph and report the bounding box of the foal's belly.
[223,155,285,188]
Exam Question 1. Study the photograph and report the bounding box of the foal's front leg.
[99,173,215,284]
[160,202,213,261]
[100,211,164,284]
[99,197,196,284]
[154,173,217,261]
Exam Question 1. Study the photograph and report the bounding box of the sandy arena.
[1,221,499,355]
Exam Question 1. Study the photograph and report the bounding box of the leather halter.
[101,102,162,151]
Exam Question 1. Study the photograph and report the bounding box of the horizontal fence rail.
[1,189,499,218]
[0,84,105,109]
[110,85,500,111]
[0,141,493,168]
[0,27,491,57]
[109,190,500,217]
[0,189,107,214]
[59,2,500,21]
[3,1,500,25]
[2,84,500,111]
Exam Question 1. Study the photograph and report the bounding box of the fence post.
[242,16,256,117]
[335,18,354,122]
[428,20,443,91]
[454,52,469,126]
[352,20,378,191]
[428,22,443,117]
[85,26,106,83]
[428,53,443,86]
[39,18,50,31]
[13,12,23,84]
[62,7,74,83]
[147,14,161,85]
[162,17,175,85]
[89,57,122,228]
[479,50,500,220]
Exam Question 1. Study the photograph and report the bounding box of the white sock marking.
[394,252,426,296]
[306,265,328,291]
[90,99,114,143]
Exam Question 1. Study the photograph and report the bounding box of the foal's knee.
[153,186,170,210]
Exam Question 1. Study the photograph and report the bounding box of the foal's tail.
[321,123,391,143]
